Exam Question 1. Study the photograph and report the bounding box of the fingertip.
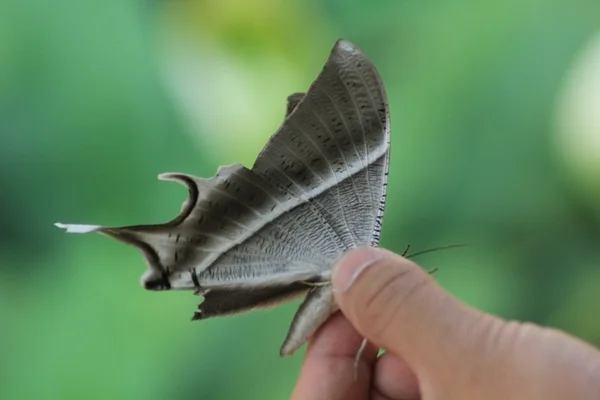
[332,247,434,346]
[332,247,391,293]
[331,246,488,379]
[305,312,377,362]
[373,352,420,400]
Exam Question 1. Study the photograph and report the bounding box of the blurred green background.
[2,0,600,399]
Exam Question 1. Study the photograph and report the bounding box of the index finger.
[290,312,378,400]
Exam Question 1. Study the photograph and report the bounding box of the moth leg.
[190,269,200,289]
[190,269,210,296]
[279,284,338,356]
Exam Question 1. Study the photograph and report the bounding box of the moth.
[56,39,390,357]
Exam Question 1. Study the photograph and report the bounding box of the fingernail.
[332,247,385,293]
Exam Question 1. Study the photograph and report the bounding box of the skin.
[291,247,600,400]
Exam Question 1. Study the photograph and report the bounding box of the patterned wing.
[55,40,391,330]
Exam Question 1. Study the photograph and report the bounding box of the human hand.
[291,247,600,399]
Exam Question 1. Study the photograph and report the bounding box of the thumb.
[331,247,498,376]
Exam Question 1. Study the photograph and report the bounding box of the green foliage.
[1,0,599,398]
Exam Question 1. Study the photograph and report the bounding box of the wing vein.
[337,66,374,214]
[348,61,389,241]
[315,85,363,247]
[237,167,346,255]
[259,156,348,250]
[191,202,328,264]
[287,117,355,248]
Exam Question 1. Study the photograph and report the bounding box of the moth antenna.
[404,243,469,259]
[400,243,410,257]
[401,243,411,257]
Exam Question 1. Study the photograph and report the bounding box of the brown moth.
[56,39,391,356]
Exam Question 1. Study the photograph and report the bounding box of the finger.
[290,312,378,400]
[331,247,498,381]
[369,390,396,400]
[370,388,419,400]
[332,247,600,399]
[373,352,420,400]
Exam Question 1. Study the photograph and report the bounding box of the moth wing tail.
[55,223,105,234]
[279,285,338,357]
